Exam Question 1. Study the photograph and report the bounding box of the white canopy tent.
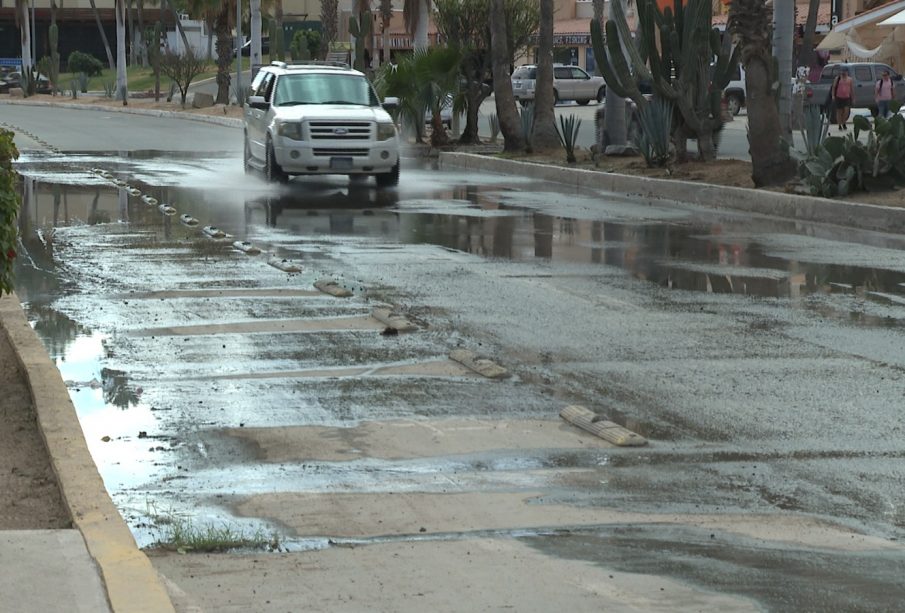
[879,8,905,27]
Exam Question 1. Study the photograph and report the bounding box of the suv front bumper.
[273,137,400,175]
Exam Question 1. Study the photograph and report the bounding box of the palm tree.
[729,0,796,186]
[14,0,33,80]
[489,0,523,152]
[185,0,235,104]
[379,0,393,65]
[531,0,559,151]
[88,0,116,70]
[116,0,128,105]
[403,0,431,51]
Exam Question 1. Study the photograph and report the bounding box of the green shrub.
[0,130,21,295]
[67,51,104,77]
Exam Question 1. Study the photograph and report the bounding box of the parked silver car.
[511,64,606,106]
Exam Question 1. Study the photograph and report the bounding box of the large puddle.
[10,151,905,547]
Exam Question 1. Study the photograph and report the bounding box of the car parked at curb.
[243,61,401,186]
[0,70,53,95]
[511,64,606,106]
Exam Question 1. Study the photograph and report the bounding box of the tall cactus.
[349,10,372,72]
[49,23,60,96]
[592,0,738,161]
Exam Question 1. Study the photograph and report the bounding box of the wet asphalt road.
[6,105,905,610]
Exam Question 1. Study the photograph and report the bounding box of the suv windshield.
[274,73,378,106]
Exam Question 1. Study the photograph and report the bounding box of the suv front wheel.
[243,135,253,175]
[375,161,400,188]
[264,136,288,183]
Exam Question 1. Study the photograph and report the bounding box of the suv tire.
[597,87,605,103]
[726,93,742,116]
[243,135,253,175]
[375,161,400,188]
[264,137,288,183]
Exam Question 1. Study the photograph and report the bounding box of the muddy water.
[11,152,905,558]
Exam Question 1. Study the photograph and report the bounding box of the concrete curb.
[0,293,175,613]
[0,98,243,129]
[439,152,905,234]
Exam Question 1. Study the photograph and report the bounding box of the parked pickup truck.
[805,62,905,116]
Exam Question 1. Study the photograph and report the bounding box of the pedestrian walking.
[875,70,894,119]
[833,68,853,131]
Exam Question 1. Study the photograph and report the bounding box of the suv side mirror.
[248,95,269,110]
[382,96,399,111]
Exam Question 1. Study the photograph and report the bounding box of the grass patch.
[152,514,280,553]
[57,54,270,94]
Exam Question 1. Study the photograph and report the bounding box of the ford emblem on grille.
[333,128,348,135]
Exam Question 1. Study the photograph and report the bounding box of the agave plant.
[635,97,673,167]
[556,114,582,164]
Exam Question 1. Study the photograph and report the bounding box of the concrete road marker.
[233,241,262,255]
[372,307,417,332]
[314,278,353,297]
[157,203,177,216]
[141,195,158,206]
[179,214,199,226]
[449,349,509,379]
[559,405,648,447]
[202,225,225,238]
[268,257,302,273]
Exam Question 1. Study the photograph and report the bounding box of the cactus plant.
[635,97,674,167]
[349,10,372,72]
[147,22,162,102]
[592,0,739,162]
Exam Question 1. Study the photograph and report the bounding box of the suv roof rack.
[283,61,351,70]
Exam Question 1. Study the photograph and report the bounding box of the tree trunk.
[128,0,136,66]
[214,4,232,105]
[116,0,128,105]
[164,0,191,54]
[490,0,524,152]
[799,0,821,76]
[745,56,796,186]
[774,0,794,139]
[17,1,33,74]
[532,0,560,152]
[414,0,430,51]
[88,0,115,70]
[137,0,146,67]
[251,0,263,76]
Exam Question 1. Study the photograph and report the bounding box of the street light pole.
[31,0,36,69]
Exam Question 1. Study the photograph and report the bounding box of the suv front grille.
[312,148,370,157]
[308,121,372,140]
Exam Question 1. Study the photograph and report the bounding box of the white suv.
[511,64,606,106]
[244,61,401,186]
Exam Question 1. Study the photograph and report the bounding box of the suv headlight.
[376,121,397,141]
[276,122,303,140]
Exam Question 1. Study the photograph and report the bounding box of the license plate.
[330,157,354,170]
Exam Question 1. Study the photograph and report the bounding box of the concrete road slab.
[150,538,761,612]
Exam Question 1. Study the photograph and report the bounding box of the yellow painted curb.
[0,293,175,613]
